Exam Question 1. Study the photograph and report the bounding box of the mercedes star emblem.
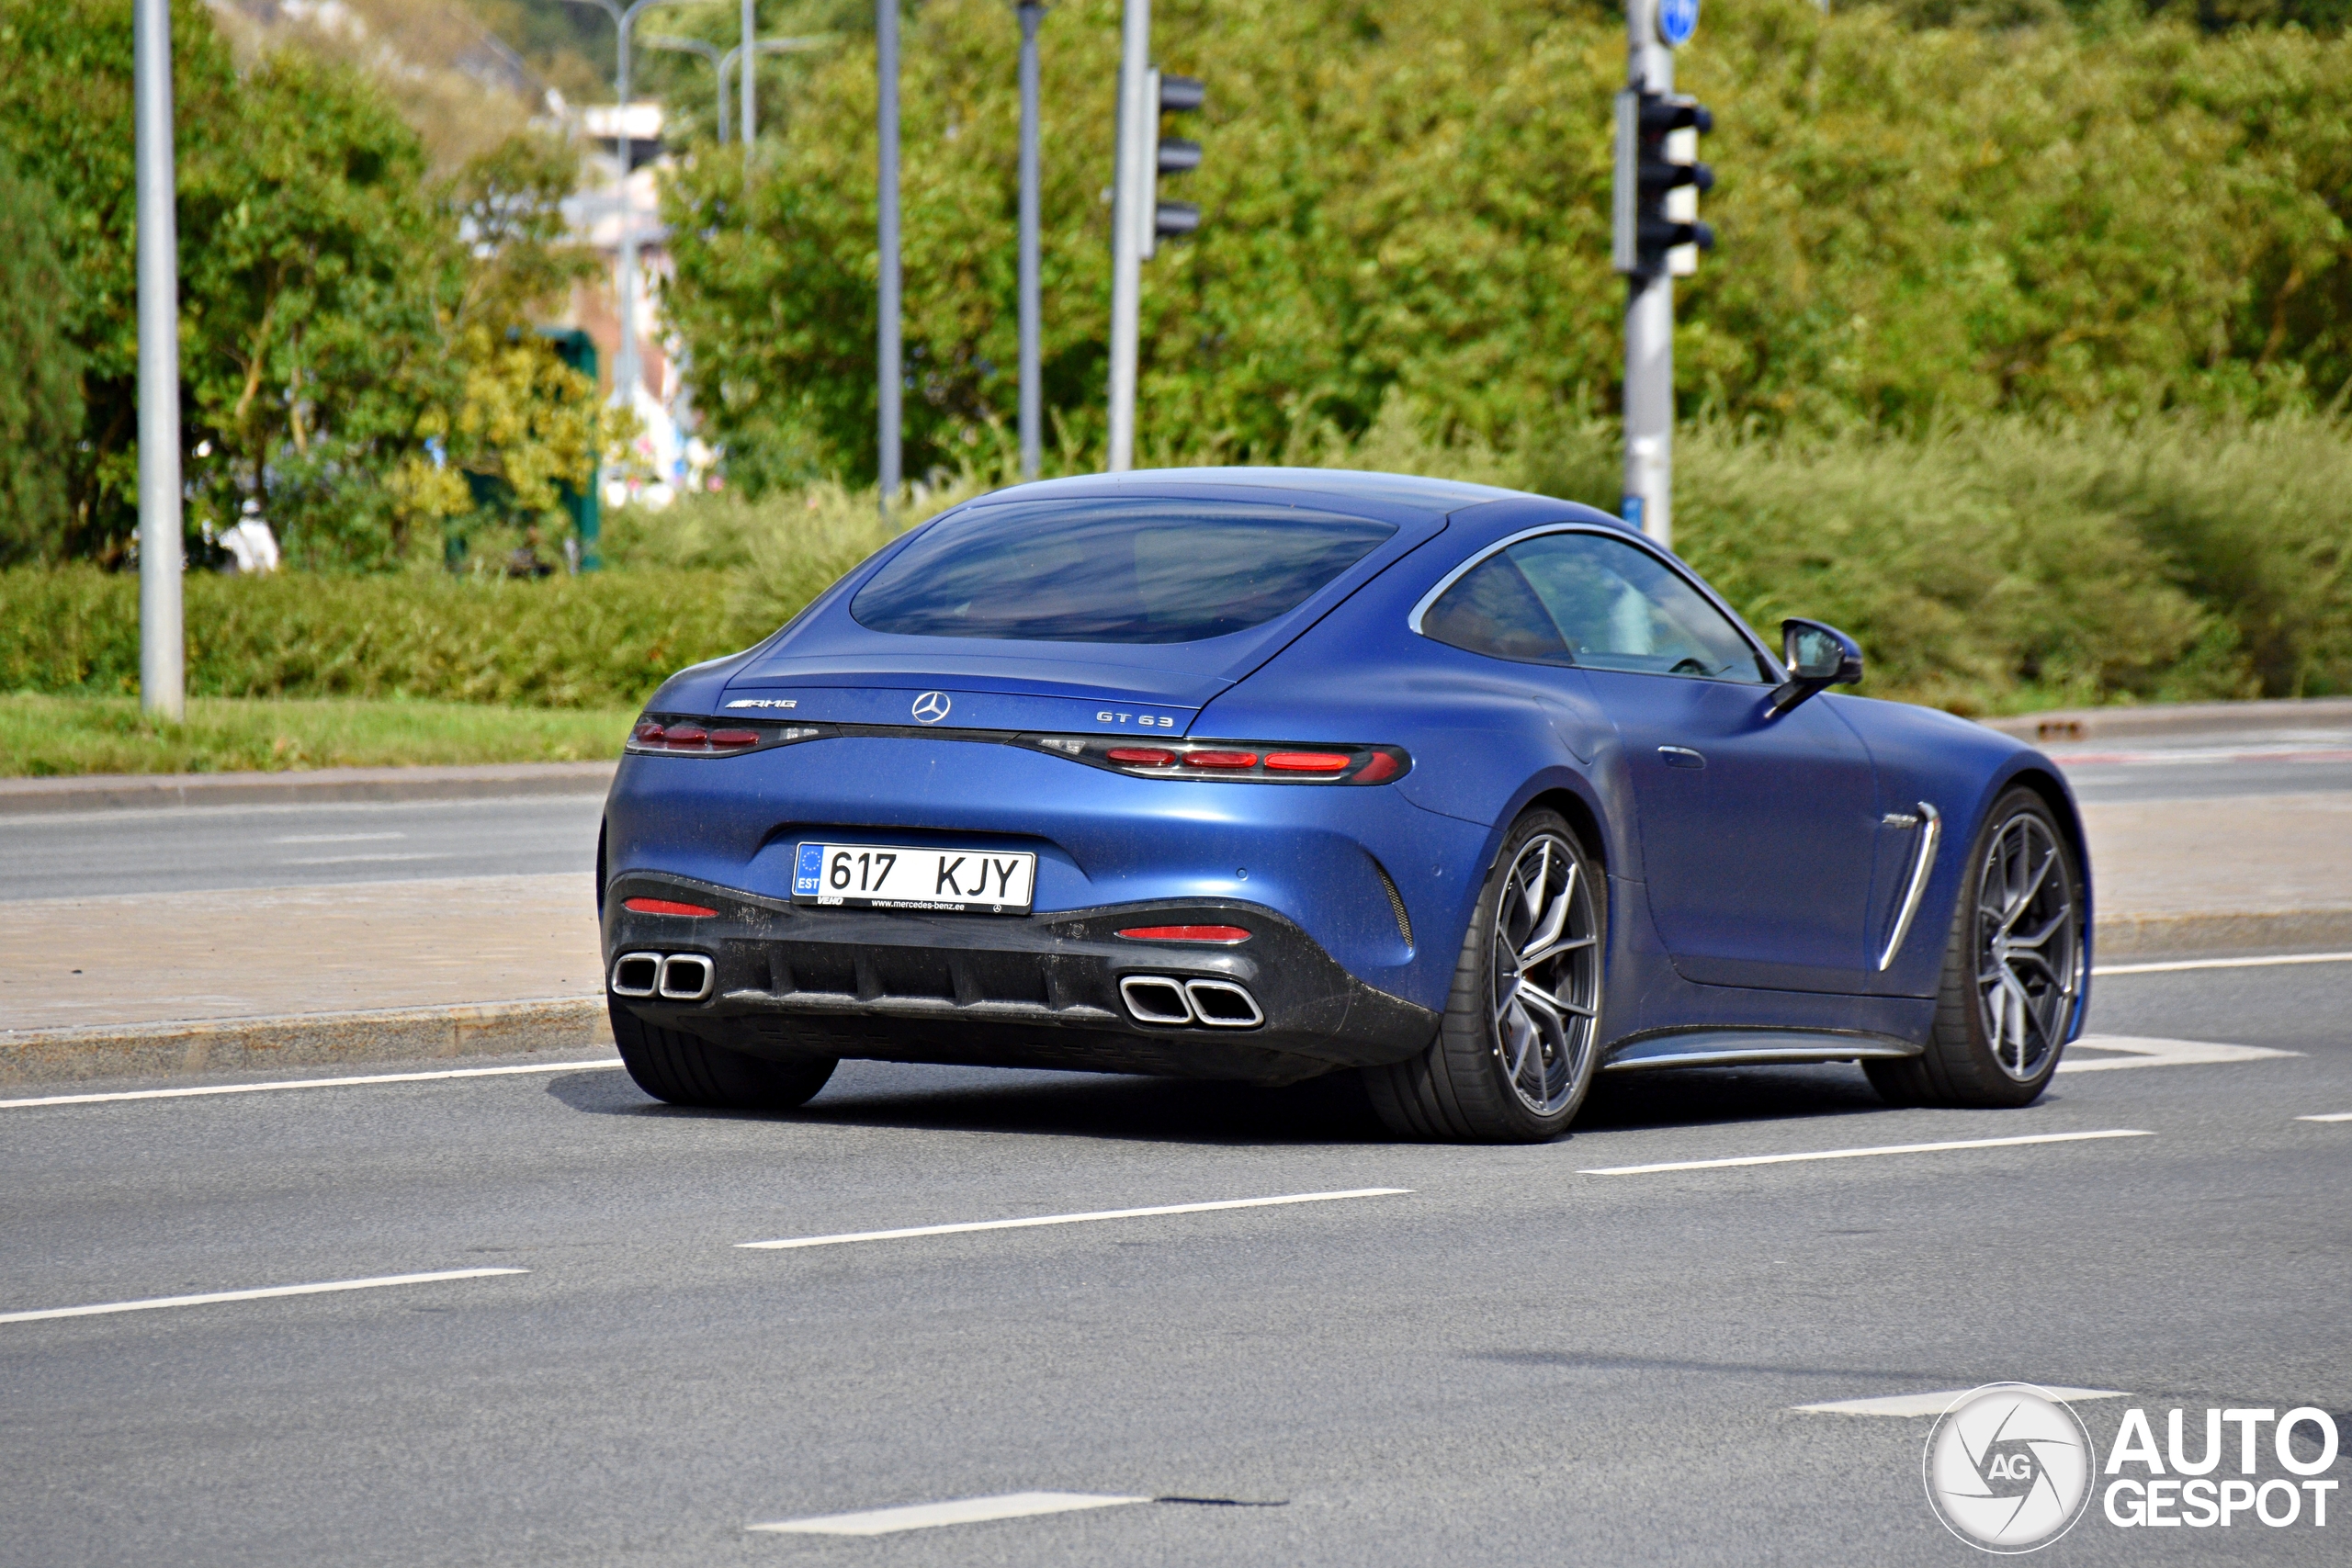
[911,691,952,725]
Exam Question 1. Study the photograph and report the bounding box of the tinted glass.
[1510,532,1770,682]
[1420,552,1574,664]
[850,501,1396,644]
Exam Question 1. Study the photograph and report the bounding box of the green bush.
[0,570,743,709]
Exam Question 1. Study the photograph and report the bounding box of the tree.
[0,150,82,564]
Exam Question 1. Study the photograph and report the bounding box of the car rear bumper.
[602,871,1439,1085]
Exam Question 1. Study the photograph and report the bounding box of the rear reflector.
[1116,925,1251,944]
[623,897,718,918]
[1262,751,1351,773]
[1183,750,1260,770]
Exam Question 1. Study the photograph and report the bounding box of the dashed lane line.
[1579,1129,2153,1177]
[2299,1111,2352,1122]
[2095,951,2352,976]
[737,1189,1414,1251]
[1792,1387,2129,1418]
[0,1267,528,1325]
[0,1058,624,1110]
[749,1492,1151,1537]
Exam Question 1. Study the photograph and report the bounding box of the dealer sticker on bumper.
[792,842,1037,913]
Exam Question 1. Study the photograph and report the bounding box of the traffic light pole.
[134,0,184,721]
[1623,0,1676,549]
[1105,0,1149,472]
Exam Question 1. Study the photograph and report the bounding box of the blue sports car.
[598,468,2090,1141]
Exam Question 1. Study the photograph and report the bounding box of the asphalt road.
[4,959,2346,1565]
[3,721,2346,904]
[0,793,607,901]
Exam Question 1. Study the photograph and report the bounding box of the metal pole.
[646,39,726,141]
[1623,0,1675,548]
[741,0,756,148]
[1105,0,1148,472]
[1016,3,1044,481]
[615,19,642,410]
[134,0,183,721]
[876,0,901,509]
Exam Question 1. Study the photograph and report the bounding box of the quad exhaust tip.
[611,952,714,1002]
[1118,975,1263,1030]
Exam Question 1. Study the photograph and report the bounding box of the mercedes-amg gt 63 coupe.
[598,468,2089,1141]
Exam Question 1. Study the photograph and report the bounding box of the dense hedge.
[0,570,746,709]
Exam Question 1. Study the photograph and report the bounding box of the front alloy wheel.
[1364,810,1603,1141]
[1868,787,2085,1109]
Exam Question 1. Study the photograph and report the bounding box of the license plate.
[792,842,1037,914]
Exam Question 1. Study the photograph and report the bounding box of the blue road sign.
[1657,0,1699,48]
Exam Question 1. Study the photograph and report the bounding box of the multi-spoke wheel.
[1364,809,1604,1141]
[1867,788,2086,1110]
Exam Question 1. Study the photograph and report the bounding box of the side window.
[1509,532,1772,682]
[1419,551,1573,664]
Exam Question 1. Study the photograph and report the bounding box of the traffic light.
[1141,70,1204,259]
[1612,90,1714,277]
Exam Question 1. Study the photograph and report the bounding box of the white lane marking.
[277,852,458,865]
[738,1188,1413,1250]
[1579,1129,2153,1177]
[2299,1111,2352,1122]
[1793,1387,2129,1418]
[2059,1034,2298,1073]
[749,1492,1151,1537]
[0,1267,527,1325]
[2096,951,2352,976]
[270,831,407,845]
[0,1058,623,1110]
[2052,745,2352,765]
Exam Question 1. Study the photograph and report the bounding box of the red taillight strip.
[623,897,718,917]
[1183,750,1260,770]
[1116,925,1251,944]
[1263,751,1351,773]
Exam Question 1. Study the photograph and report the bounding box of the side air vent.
[1369,856,1414,950]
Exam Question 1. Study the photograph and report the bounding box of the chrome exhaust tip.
[610,952,662,998]
[1119,976,1194,1026]
[1183,978,1264,1028]
[656,953,715,1001]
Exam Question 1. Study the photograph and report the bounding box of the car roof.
[964,466,1529,518]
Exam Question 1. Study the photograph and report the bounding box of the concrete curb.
[0,761,617,816]
[1981,695,2352,746]
[5,909,2346,1090]
[0,998,611,1089]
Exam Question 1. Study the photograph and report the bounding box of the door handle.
[1657,746,1706,770]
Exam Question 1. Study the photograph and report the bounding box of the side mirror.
[1770,618,1864,716]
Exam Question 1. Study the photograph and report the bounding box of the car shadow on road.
[546,1056,1907,1145]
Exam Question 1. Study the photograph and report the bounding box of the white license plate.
[792,842,1037,913]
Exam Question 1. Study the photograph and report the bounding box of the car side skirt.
[1601,1028,1925,1073]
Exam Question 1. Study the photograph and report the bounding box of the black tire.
[1363,809,1605,1143]
[1866,787,2086,1110]
[608,1000,837,1111]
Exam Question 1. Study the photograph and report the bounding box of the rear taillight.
[626,715,828,758]
[1015,735,1410,784]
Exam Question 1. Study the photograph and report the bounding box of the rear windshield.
[849,500,1396,644]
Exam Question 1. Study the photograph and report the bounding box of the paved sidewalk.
[2084,792,2352,956]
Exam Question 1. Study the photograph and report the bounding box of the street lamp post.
[1015,2,1045,481]
[564,0,685,409]
[644,35,726,142]
[741,0,757,150]
[718,37,836,150]
[134,0,183,720]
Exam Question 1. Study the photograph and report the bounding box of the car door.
[1432,528,1883,995]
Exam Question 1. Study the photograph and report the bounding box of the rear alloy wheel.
[1867,788,2085,1110]
[1364,810,1604,1142]
[608,1000,837,1111]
